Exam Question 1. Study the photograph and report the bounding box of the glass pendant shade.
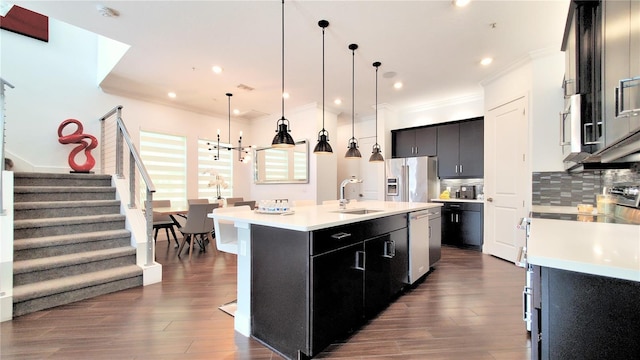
[272,118,295,148]
[345,137,362,158]
[314,129,333,154]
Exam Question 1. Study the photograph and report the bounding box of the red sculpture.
[57,119,98,173]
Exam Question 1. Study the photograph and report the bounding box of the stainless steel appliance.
[408,209,440,284]
[517,217,532,332]
[385,157,438,202]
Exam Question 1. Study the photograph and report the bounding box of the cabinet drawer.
[311,214,407,255]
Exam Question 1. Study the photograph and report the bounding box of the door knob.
[486,197,494,202]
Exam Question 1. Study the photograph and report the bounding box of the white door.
[484,96,529,262]
[359,136,384,200]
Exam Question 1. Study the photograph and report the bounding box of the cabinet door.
[392,129,416,158]
[460,210,483,248]
[364,234,391,318]
[458,120,484,178]
[436,123,460,178]
[441,208,461,246]
[311,242,364,354]
[414,127,437,156]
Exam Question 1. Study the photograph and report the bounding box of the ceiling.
[12,0,570,120]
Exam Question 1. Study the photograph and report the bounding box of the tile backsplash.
[532,166,640,206]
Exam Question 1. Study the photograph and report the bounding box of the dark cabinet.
[392,126,437,158]
[251,214,408,359]
[531,266,640,359]
[441,202,483,250]
[603,0,640,146]
[437,118,484,179]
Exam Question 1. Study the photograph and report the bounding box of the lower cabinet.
[441,202,483,250]
[531,265,640,360]
[251,215,408,360]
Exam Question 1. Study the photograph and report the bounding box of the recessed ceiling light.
[168,92,176,98]
[334,98,342,105]
[282,92,290,99]
[453,0,471,7]
[212,66,223,74]
[233,109,240,115]
[393,82,403,89]
[480,57,493,66]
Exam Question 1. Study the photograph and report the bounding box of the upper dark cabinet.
[392,127,436,158]
[437,119,484,179]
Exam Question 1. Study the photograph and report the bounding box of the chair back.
[233,200,256,210]
[212,205,251,254]
[225,197,244,206]
[188,198,209,205]
[180,203,219,235]
[152,199,172,222]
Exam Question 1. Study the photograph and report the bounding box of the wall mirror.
[254,139,309,184]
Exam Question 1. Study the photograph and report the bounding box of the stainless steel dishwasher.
[408,209,441,284]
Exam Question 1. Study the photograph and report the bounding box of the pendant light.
[313,19,333,154]
[345,43,362,159]
[369,61,384,162]
[271,0,295,148]
[208,93,251,163]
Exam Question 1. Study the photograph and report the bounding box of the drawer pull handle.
[331,232,352,240]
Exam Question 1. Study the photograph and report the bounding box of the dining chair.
[152,200,180,248]
[188,198,209,205]
[177,203,219,260]
[293,199,316,207]
[233,200,256,210]
[225,197,244,206]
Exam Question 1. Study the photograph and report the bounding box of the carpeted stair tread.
[13,186,115,193]
[12,265,142,302]
[13,213,125,229]
[14,229,131,250]
[14,200,120,210]
[13,247,136,274]
[14,172,112,180]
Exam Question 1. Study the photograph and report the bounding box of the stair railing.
[99,106,156,266]
[0,78,15,216]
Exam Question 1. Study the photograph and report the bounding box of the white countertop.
[431,198,484,204]
[528,205,640,282]
[208,200,442,232]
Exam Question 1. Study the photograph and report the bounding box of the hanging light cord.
[351,46,355,140]
[281,0,285,120]
[375,64,378,144]
[322,25,326,130]
[227,93,231,144]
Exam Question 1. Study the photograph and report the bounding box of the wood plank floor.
[1,240,531,360]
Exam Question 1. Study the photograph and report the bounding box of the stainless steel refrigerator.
[385,157,438,202]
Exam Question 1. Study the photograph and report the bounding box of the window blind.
[139,130,187,206]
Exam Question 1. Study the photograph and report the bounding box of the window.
[139,130,187,206]
[198,138,233,200]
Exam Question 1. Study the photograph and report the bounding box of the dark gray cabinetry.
[392,127,437,158]
[603,0,640,146]
[531,265,640,359]
[251,214,407,359]
[441,202,483,250]
[436,119,484,179]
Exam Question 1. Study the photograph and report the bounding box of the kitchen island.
[209,200,442,359]
[527,205,640,359]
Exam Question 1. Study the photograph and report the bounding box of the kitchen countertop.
[431,198,484,203]
[208,200,442,232]
[528,205,640,282]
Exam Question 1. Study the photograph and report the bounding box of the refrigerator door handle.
[404,164,410,202]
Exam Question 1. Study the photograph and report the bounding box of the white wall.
[1,19,254,200]
[397,95,484,129]
[248,103,338,204]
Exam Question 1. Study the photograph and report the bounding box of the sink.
[331,208,383,215]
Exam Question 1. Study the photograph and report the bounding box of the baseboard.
[0,293,13,322]
[143,262,162,285]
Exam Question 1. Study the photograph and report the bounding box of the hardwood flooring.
[1,240,530,360]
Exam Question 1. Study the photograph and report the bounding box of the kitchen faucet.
[339,178,363,209]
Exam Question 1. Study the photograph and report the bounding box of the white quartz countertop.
[528,205,640,282]
[208,201,442,232]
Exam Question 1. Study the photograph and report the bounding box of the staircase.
[12,172,143,317]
